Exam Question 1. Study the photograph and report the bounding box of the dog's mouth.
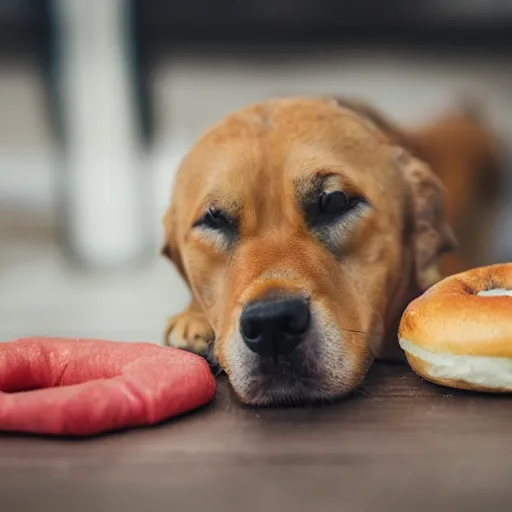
[241,370,358,408]
[207,342,326,398]
[217,299,362,406]
[224,333,352,407]
[243,366,345,407]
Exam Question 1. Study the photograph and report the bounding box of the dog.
[160,96,499,406]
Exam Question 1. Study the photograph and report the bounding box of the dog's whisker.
[340,328,368,336]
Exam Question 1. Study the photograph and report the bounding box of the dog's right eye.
[194,208,232,231]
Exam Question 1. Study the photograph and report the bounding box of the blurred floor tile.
[0,233,189,343]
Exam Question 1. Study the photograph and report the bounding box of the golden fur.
[160,96,500,406]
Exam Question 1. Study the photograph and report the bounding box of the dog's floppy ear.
[160,206,174,260]
[331,96,456,288]
[161,205,187,279]
[395,149,457,290]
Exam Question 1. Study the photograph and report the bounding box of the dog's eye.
[318,191,363,217]
[195,207,232,231]
[319,190,349,215]
[306,190,364,227]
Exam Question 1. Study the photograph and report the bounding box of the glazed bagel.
[399,263,512,392]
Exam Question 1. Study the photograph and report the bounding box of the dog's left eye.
[319,190,349,214]
[307,190,364,226]
[194,207,232,231]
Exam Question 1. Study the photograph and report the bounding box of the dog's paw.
[164,310,215,361]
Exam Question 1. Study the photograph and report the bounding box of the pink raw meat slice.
[0,337,216,436]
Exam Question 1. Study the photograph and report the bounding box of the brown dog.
[160,96,463,406]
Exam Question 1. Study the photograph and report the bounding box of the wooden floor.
[1,363,511,512]
[1,231,511,512]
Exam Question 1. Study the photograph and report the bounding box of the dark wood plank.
[1,363,511,512]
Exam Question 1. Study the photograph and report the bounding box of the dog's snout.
[239,298,310,357]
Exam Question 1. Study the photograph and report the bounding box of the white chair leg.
[52,0,146,268]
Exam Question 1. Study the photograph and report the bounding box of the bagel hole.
[474,276,512,297]
[478,288,512,297]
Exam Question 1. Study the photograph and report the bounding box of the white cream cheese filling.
[477,288,512,297]
[399,338,512,390]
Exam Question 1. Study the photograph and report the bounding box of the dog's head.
[162,97,455,405]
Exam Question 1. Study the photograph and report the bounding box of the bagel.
[399,263,512,392]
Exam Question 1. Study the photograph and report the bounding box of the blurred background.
[1,0,511,344]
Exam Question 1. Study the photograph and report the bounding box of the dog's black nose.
[240,298,310,357]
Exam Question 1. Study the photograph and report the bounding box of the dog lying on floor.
[161,96,502,406]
